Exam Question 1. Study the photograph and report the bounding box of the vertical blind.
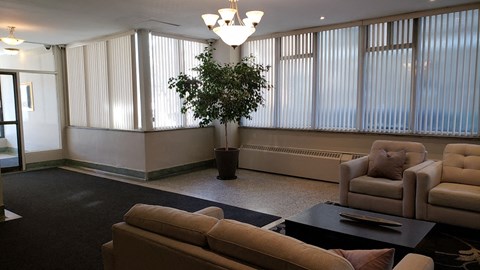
[85,41,110,128]
[108,36,135,130]
[241,38,276,127]
[316,27,359,131]
[182,40,204,127]
[66,46,87,126]
[150,34,206,129]
[66,34,135,130]
[278,33,314,129]
[363,19,414,133]
[415,9,480,136]
[150,35,182,129]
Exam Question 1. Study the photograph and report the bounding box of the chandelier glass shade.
[1,26,24,46]
[202,0,263,48]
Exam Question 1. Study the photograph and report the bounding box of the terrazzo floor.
[65,167,339,220]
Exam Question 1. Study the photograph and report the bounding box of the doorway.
[0,72,23,172]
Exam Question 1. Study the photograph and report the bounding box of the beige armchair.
[416,143,480,229]
[340,140,433,218]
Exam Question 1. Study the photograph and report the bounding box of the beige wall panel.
[66,127,146,171]
[145,127,215,172]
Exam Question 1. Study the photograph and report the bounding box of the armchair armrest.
[194,206,224,219]
[415,161,443,220]
[340,156,369,206]
[402,160,435,218]
[102,241,114,270]
[393,253,434,270]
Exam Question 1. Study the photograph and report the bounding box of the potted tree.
[168,47,271,180]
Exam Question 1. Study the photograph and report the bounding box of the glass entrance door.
[0,72,23,172]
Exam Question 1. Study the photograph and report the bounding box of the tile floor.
[65,167,340,220]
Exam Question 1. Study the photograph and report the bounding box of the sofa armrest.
[416,161,443,220]
[393,253,434,270]
[194,206,224,219]
[340,156,369,206]
[102,241,114,270]
[402,160,435,218]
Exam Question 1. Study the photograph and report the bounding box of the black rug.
[0,168,281,270]
[270,222,480,270]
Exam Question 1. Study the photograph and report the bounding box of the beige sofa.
[416,143,480,229]
[102,204,434,270]
[340,140,433,218]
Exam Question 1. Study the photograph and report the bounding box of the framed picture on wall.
[20,82,34,111]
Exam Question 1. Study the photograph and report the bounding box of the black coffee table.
[285,203,435,263]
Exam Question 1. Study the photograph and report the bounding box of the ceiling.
[0,0,479,50]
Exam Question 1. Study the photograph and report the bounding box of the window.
[363,19,414,133]
[241,7,479,138]
[278,33,314,129]
[241,38,276,127]
[66,34,136,130]
[150,34,206,129]
[415,9,480,136]
[316,27,359,131]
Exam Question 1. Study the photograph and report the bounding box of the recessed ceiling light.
[320,16,325,20]
[429,0,436,2]
[4,48,20,55]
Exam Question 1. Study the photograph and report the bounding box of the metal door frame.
[0,71,24,172]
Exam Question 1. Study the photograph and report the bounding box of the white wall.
[239,128,480,161]
[0,47,55,71]
[20,73,61,152]
[1,46,63,166]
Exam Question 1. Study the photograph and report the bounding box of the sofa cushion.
[367,149,406,180]
[330,248,394,270]
[442,144,480,186]
[369,140,426,171]
[124,204,218,247]
[350,176,403,200]
[428,183,480,212]
[207,219,354,270]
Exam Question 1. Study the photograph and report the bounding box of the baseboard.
[146,159,215,180]
[26,159,66,170]
[65,160,145,179]
[64,159,215,181]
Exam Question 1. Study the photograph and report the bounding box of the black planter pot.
[214,148,239,180]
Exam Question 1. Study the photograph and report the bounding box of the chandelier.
[1,26,24,46]
[201,0,264,49]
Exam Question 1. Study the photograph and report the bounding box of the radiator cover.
[238,144,364,183]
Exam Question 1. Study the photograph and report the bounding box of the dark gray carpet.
[0,168,281,270]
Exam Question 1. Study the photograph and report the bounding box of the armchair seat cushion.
[429,183,480,212]
[350,176,403,200]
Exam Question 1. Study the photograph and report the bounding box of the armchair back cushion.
[442,144,480,186]
[368,140,426,172]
